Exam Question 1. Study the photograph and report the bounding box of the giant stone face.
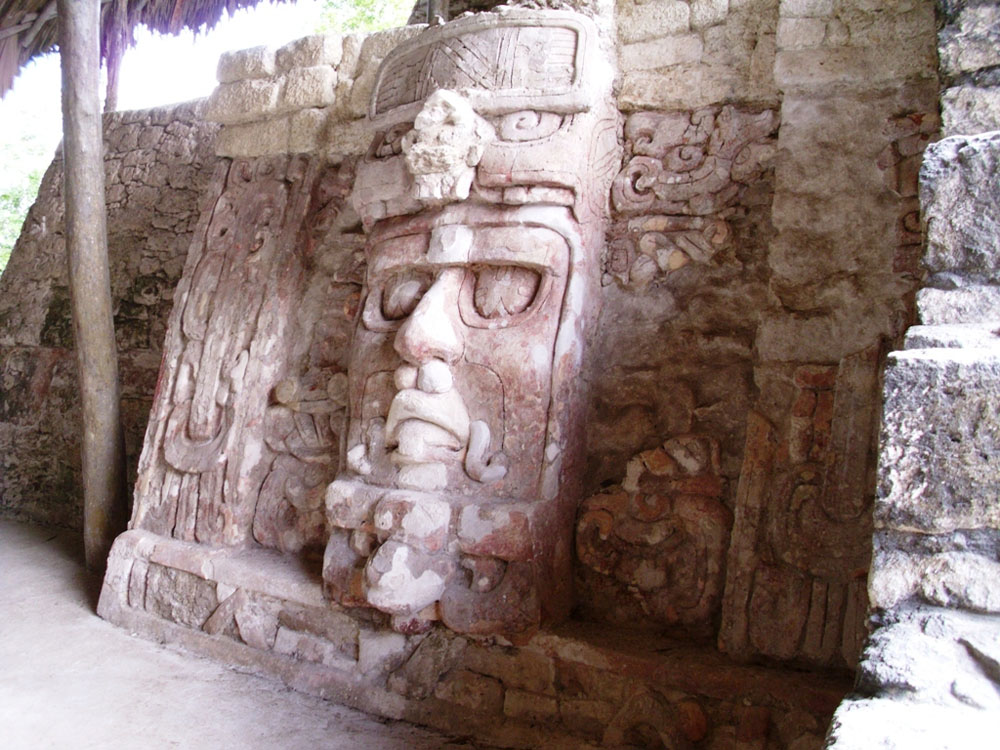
[322,9,619,637]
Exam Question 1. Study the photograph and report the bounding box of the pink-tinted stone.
[322,10,621,638]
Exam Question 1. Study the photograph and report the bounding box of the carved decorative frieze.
[323,10,621,638]
[720,347,880,668]
[607,106,778,288]
[576,436,732,637]
[876,111,939,275]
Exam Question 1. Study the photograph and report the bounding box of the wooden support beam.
[58,0,127,571]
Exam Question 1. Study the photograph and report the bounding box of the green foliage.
[0,167,43,271]
[315,0,415,33]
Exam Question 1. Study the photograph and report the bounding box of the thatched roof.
[0,0,287,99]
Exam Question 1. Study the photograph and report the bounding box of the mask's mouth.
[385,387,471,465]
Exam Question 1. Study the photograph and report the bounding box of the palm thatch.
[0,0,288,100]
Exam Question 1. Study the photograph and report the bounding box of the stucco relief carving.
[607,106,778,288]
[130,156,362,554]
[576,436,732,637]
[876,111,939,275]
[720,348,879,668]
[323,10,620,637]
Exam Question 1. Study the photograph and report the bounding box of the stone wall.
[718,0,938,672]
[202,27,425,159]
[828,2,1000,746]
[938,0,1000,136]
[0,103,221,528]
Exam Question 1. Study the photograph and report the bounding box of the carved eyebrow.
[369,228,569,278]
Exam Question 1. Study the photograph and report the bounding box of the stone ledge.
[869,544,1000,612]
[917,285,1000,326]
[217,45,275,83]
[904,324,1000,351]
[942,84,1000,137]
[99,530,849,749]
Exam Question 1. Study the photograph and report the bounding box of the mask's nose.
[393,269,465,366]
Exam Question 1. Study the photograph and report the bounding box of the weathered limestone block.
[904,324,1000,350]
[216,45,276,83]
[324,9,621,638]
[779,0,833,17]
[691,0,730,30]
[213,117,291,158]
[204,78,282,126]
[876,349,1000,535]
[856,604,1000,710]
[870,544,1000,613]
[618,0,781,111]
[757,286,903,365]
[144,563,220,629]
[828,697,997,750]
[776,17,825,49]
[917,284,1000,325]
[279,66,338,112]
[938,4,1000,77]
[275,33,344,72]
[433,668,505,714]
[617,0,691,43]
[619,34,704,72]
[773,0,937,91]
[942,81,1000,136]
[289,108,330,154]
[920,132,1000,280]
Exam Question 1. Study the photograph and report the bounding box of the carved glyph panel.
[607,106,778,289]
[576,435,733,637]
[130,155,363,553]
[720,348,880,668]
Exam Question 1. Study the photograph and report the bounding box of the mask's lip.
[385,387,471,449]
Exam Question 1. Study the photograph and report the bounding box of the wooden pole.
[58,0,127,571]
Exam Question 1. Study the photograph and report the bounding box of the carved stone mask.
[324,10,620,637]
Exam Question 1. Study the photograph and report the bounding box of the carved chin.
[365,541,450,615]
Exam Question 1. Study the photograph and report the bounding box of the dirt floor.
[0,519,489,750]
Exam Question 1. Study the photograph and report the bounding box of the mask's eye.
[381,271,433,320]
[473,265,541,319]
